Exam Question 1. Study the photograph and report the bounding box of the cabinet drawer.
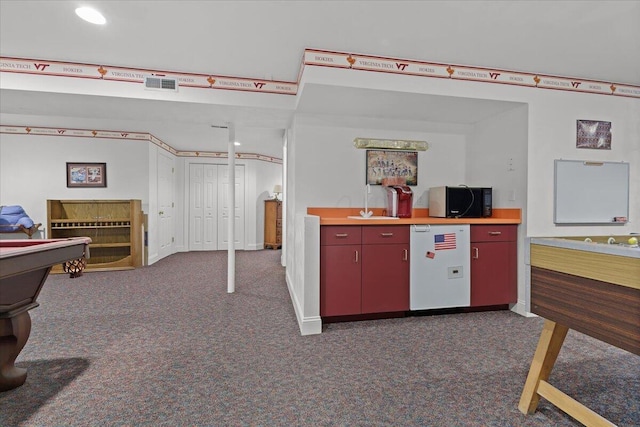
[362,225,409,245]
[470,225,516,242]
[321,226,362,245]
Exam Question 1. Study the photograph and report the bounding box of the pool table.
[0,237,91,391]
[519,237,639,426]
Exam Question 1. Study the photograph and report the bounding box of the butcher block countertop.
[307,207,521,225]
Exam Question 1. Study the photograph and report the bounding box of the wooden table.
[0,238,90,391]
[519,237,639,426]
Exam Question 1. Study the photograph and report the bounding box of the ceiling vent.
[144,75,178,91]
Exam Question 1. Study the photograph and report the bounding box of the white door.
[203,165,217,249]
[158,151,174,259]
[218,165,245,249]
[189,164,204,250]
[189,164,217,251]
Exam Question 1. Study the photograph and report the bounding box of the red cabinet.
[320,225,409,317]
[361,226,410,313]
[320,226,361,316]
[321,244,362,316]
[470,225,517,306]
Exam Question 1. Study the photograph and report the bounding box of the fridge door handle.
[412,224,430,232]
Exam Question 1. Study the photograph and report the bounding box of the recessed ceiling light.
[75,7,106,25]
[234,142,241,146]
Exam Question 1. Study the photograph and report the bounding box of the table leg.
[518,319,568,414]
[0,311,32,392]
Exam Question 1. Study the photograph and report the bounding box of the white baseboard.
[511,300,537,317]
[286,272,322,336]
[147,253,159,266]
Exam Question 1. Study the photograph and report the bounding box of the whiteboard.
[554,160,629,224]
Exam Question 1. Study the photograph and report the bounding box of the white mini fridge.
[410,224,470,310]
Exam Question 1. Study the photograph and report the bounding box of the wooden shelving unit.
[264,199,282,249]
[47,199,143,272]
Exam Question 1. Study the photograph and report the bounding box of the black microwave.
[428,186,492,218]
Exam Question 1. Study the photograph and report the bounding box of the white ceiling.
[1,1,638,156]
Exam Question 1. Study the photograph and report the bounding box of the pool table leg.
[518,319,568,414]
[0,310,32,391]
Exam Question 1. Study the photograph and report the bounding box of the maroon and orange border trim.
[0,125,282,164]
[303,49,639,98]
[1,49,638,158]
[2,49,638,98]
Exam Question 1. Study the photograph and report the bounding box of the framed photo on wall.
[366,150,418,185]
[67,162,107,188]
[576,120,611,149]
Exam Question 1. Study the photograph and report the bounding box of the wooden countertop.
[307,207,521,225]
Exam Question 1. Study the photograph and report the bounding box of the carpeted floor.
[2,250,638,426]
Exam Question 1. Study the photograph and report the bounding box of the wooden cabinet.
[264,199,282,249]
[320,225,409,317]
[47,199,143,272]
[320,226,361,316]
[361,226,410,313]
[470,224,517,306]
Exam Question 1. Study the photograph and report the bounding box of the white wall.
[466,105,530,313]
[0,131,282,262]
[0,132,149,237]
[286,65,639,334]
[285,122,301,325]
[466,105,529,208]
[2,60,638,336]
[525,91,639,236]
[290,122,469,214]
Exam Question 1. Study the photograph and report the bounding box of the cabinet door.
[470,224,517,242]
[361,243,409,313]
[320,244,361,316]
[321,226,361,245]
[275,201,282,244]
[264,200,277,247]
[470,241,516,306]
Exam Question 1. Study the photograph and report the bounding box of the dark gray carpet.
[2,250,638,426]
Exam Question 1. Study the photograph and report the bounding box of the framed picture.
[366,150,418,185]
[576,120,611,149]
[66,162,107,188]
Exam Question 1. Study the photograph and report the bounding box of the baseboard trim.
[286,272,322,336]
[511,301,537,317]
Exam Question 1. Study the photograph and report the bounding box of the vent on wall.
[144,76,178,91]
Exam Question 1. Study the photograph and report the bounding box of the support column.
[227,123,236,293]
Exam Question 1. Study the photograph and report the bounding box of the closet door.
[217,165,245,249]
[158,151,175,259]
[189,164,204,250]
[189,164,218,251]
[202,165,217,250]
